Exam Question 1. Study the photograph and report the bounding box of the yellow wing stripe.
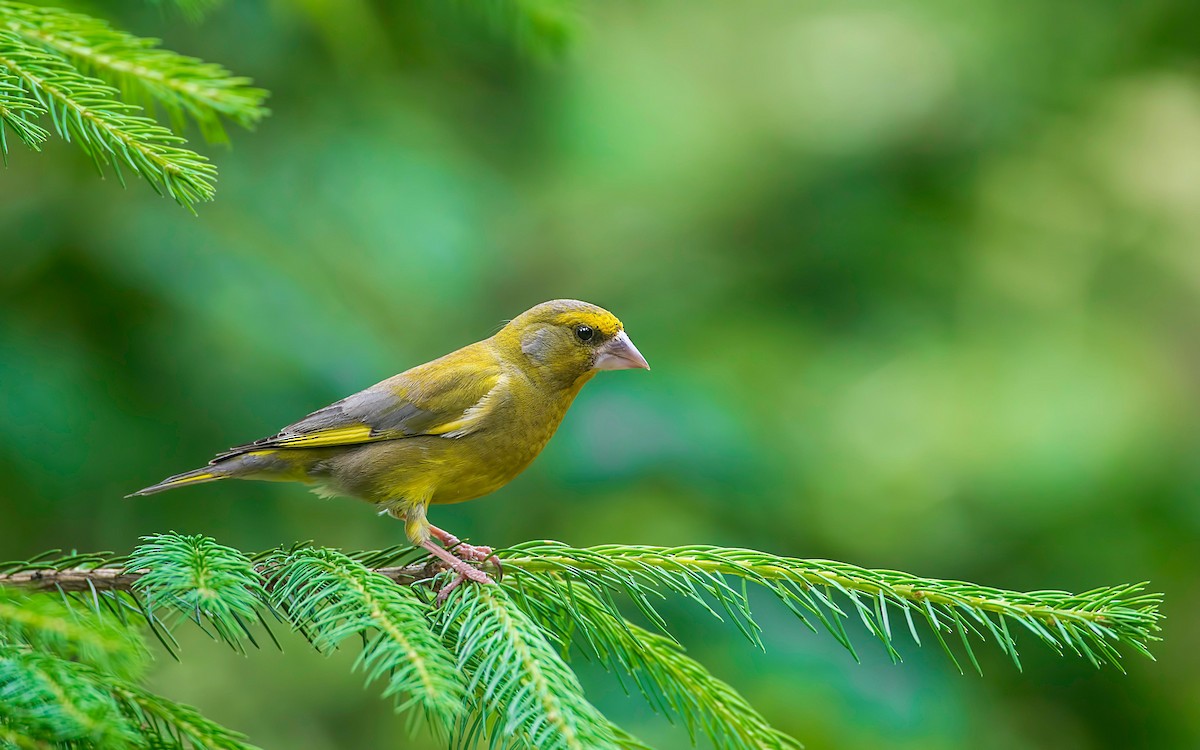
[258,373,506,449]
[270,425,375,448]
[166,472,215,486]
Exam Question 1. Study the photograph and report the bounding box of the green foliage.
[0,589,146,681]
[128,534,269,653]
[0,580,256,750]
[509,580,800,750]
[439,583,619,750]
[265,547,466,728]
[0,1,266,209]
[454,0,580,59]
[106,680,259,750]
[498,543,1164,673]
[0,534,1165,749]
[1,3,267,141]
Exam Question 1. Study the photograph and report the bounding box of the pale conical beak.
[594,330,650,371]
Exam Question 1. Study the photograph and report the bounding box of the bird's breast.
[427,383,579,504]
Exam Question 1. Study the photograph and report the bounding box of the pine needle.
[439,583,620,750]
[0,535,1168,749]
[265,547,466,729]
[0,1,268,142]
[498,542,1164,673]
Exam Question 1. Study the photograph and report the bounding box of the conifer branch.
[0,540,1164,672]
[0,2,268,142]
[0,643,257,750]
[127,534,268,653]
[0,28,216,208]
[508,578,801,750]
[0,567,141,592]
[0,535,1167,750]
[0,590,146,681]
[0,69,46,157]
[264,547,466,728]
[438,583,619,750]
[0,1,270,208]
[497,542,1163,673]
[107,679,260,750]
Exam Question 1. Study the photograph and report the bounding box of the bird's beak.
[594,330,650,371]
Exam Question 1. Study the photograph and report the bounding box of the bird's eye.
[575,325,595,343]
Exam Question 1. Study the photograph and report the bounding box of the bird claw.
[420,530,502,604]
[450,541,492,562]
[435,575,464,605]
[420,539,494,606]
[449,542,504,581]
[433,562,493,605]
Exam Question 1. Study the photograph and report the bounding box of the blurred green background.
[2,0,1198,747]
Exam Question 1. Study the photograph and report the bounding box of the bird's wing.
[215,348,507,458]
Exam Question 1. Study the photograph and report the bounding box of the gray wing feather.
[212,348,503,460]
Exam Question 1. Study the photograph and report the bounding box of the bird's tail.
[126,466,226,497]
[127,449,308,498]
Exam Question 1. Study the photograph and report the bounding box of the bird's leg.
[421,539,493,604]
[432,568,468,605]
[390,505,497,602]
[428,524,503,580]
[419,539,492,586]
[428,524,491,562]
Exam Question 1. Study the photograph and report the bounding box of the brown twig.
[0,563,436,593]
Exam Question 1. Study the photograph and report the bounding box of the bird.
[130,299,650,599]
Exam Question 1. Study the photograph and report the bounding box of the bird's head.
[495,299,650,388]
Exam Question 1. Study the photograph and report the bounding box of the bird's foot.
[421,539,494,604]
[434,573,469,605]
[450,541,492,562]
[428,525,503,580]
[450,543,503,580]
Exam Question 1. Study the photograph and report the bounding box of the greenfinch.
[131,299,649,596]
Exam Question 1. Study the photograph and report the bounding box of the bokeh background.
[2,0,1198,747]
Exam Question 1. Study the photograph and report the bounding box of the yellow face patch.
[551,310,623,340]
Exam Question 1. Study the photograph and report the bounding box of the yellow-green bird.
[130,300,649,598]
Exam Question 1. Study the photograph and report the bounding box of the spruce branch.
[508,578,801,750]
[496,542,1164,673]
[0,589,147,681]
[0,560,145,593]
[0,2,268,142]
[127,534,270,653]
[438,583,619,750]
[0,645,256,750]
[0,540,1163,673]
[0,69,46,157]
[0,535,1166,750]
[264,547,466,728]
[0,646,139,747]
[108,680,259,750]
[0,28,216,208]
